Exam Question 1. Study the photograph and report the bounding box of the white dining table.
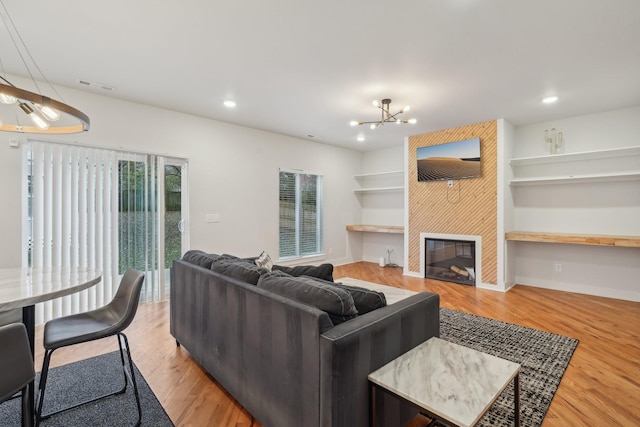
[0,267,102,420]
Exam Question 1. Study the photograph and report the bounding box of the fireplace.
[421,233,481,286]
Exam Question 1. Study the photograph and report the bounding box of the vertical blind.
[25,140,165,324]
[278,170,323,259]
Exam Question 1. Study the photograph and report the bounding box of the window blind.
[278,170,323,259]
[25,141,168,324]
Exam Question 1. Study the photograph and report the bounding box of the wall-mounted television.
[416,137,481,182]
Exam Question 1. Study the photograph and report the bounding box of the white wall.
[498,119,516,290]
[0,76,362,268]
[356,146,405,266]
[509,106,640,301]
[513,106,640,157]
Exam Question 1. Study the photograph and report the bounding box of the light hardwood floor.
[33,262,640,426]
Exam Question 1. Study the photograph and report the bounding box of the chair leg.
[21,384,33,427]
[35,348,54,427]
[115,332,129,395]
[36,337,141,426]
[119,332,142,427]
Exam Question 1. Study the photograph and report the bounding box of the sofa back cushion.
[257,271,357,324]
[181,250,220,269]
[211,260,268,285]
[272,263,334,282]
[332,282,387,315]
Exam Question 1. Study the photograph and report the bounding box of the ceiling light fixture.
[542,95,559,104]
[223,100,236,108]
[0,0,89,134]
[350,98,416,130]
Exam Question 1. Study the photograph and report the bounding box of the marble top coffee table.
[368,337,521,427]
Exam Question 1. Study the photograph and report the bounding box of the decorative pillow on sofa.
[254,251,274,271]
[181,250,220,269]
[210,260,268,285]
[332,282,387,315]
[272,263,334,282]
[257,271,357,324]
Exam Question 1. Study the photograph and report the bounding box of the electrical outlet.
[447,180,453,188]
[328,247,333,254]
[555,263,562,272]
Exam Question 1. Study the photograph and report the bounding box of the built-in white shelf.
[353,170,404,193]
[353,170,404,179]
[509,145,640,186]
[509,146,640,166]
[509,170,640,186]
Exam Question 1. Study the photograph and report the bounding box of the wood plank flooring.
[32,262,640,426]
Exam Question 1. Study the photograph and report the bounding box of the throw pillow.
[254,251,274,271]
[272,263,334,282]
[332,282,387,315]
[211,260,268,285]
[257,272,357,325]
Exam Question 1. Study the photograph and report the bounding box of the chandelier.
[350,98,416,130]
[0,1,90,134]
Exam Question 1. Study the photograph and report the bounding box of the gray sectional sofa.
[170,251,440,427]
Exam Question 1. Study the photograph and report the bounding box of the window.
[279,170,323,259]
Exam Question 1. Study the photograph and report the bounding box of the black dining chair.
[35,268,145,427]
[0,322,35,427]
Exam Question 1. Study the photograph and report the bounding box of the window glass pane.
[279,171,297,258]
[279,171,323,258]
[164,164,182,268]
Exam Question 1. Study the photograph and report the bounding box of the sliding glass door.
[160,158,188,300]
[24,141,188,323]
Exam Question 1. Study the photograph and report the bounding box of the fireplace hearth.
[425,238,476,286]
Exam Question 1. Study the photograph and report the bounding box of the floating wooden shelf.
[353,186,404,193]
[346,224,404,234]
[505,231,640,248]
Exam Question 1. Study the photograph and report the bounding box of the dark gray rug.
[440,308,579,427]
[0,351,174,427]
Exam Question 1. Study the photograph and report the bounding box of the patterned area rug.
[440,308,579,427]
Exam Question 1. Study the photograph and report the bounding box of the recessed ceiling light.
[223,100,236,108]
[357,136,365,142]
[542,96,559,104]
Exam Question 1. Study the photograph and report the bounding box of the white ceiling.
[1,0,639,151]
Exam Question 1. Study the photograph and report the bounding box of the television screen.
[416,137,481,182]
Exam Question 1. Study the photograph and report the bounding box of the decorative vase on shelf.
[544,128,563,155]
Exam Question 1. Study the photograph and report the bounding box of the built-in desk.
[505,231,640,248]
[346,224,404,234]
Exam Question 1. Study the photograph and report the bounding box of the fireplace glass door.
[425,238,476,286]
